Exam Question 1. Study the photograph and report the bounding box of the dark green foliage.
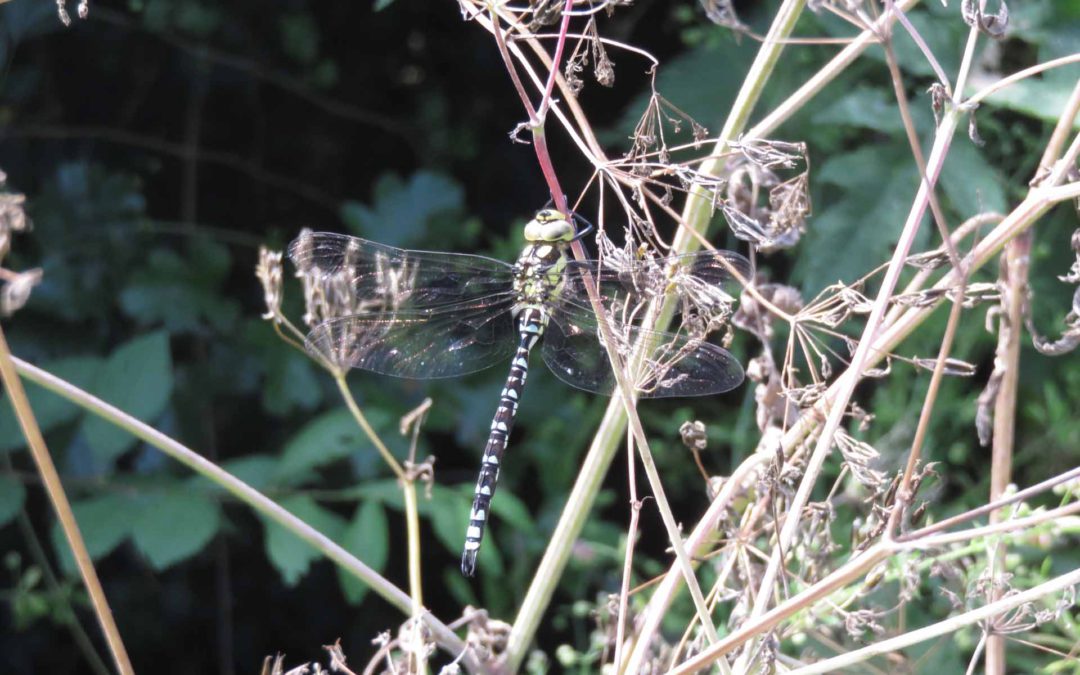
[1,0,1079,671]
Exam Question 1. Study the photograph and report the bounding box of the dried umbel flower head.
[720,140,811,253]
[256,247,284,322]
[1,268,43,317]
[0,171,31,264]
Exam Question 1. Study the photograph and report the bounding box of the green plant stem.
[9,356,476,670]
[334,374,405,481]
[0,326,135,675]
[505,0,809,666]
[402,481,424,615]
[331,374,426,623]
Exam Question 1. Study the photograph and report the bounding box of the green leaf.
[810,86,904,136]
[80,331,174,463]
[0,357,102,453]
[795,145,926,292]
[426,486,470,555]
[218,455,280,491]
[488,489,534,534]
[337,500,389,604]
[279,12,320,65]
[131,490,222,570]
[939,141,1008,216]
[0,475,27,527]
[262,495,346,586]
[51,494,137,573]
[340,171,465,247]
[262,352,321,416]
[119,241,239,333]
[276,407,394,480]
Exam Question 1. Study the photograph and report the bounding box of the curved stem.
[0,326,134,675]
[334,374,406,481]
[9,356,475,669]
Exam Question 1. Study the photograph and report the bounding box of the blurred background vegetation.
[0,0,1078,672]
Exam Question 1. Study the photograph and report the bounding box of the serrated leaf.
[52,494,137,573]
[0,475,27,527]
[339,171,464,247]
[131,490,222,570]
[262,494,346,586]
[337,500,389,604]
[276,407,394,481]
[0,357,102,453]
[80,332,173,463]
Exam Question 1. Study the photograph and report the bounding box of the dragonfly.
[288,209,752,576]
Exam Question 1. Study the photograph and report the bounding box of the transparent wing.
[305,297,518,378]
[541,302,744,398]
[557,249,753,314]
[289,231,516,310]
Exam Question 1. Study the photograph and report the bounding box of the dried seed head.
[256,247,284,322]
[680,420,708,451]
[0,268,43,317]
[0,175,30,264]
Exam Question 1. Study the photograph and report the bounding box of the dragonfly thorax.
[512,239,567,311]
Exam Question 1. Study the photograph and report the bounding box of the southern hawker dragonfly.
[288,209,751,576]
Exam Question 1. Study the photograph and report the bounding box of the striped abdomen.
[461,306,546,576]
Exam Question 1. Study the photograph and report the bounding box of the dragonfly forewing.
[289,231,517,312]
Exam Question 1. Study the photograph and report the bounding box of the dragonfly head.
[524,209,575,243]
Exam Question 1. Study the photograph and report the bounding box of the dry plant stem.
[620,453,773,674]
[8,471,112,675]
[902,466,1080,542]
[887,268,970,537]
[1038,80,1080,173]
[331,375,425,620]
[966,53,1080,107]
[731,104,962,672]
[334,375,405,481]
[744,0,920,141]
[687,182,1080,671]
[9,357,477,670]
[0,327,135,675]
[492,0,723,662]
[785,567,1080,675]
[611,433,640,673]
[669,498,1080,674]
[881,33,960,268]
[985,234,1028,674]
[698,69,1079,675]
[510,0,809,667]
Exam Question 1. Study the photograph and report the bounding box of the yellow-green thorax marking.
[461,208,575,576]
[512,207,575,313]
